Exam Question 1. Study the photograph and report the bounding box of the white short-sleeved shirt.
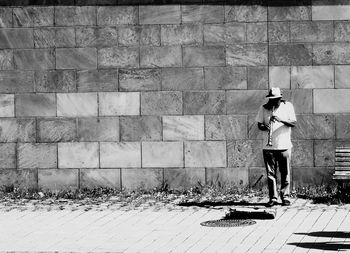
[255,101,296,150]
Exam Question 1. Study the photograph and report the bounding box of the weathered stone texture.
[18,143,57,169]
[268,6,311,21]
[283,89,313,114]
[248,115,264,140]
[225,5,267,22]
[207,167,248,187]
[97,6,137,25]
[0,119,35,142]
[35,70,75,93]
[80,169,121,189]
[32,7,54,27]
[269,67,291,89]
[313,43,350,65]
[100,142,141,168]
[141,91,182,115]
[14,49,55,70]
[291,66,334,89]
[34,28,75,48]
[312,5,350,21]
[314,140,334,167]
[119,69,160,91]
[38,169,78,190]
[204,67,247,90]
[58,142,99,168]
[0,169,37,190]
[121,168,163,190]
[185,141,226,167]
[269,44,312,65]
[293,115,335,139]
[205,115,248,140]
[0,50,13,70]
[142,142,183,167]
[335,21,350,42]
[227,140,264,167]
[164,168,205,190]
[55,6,96,26]
[225,23,246,44]
[335,65,350,88]
[139,6,180,25]
[77,117,119,142]
[204,24,225,44]
[0,94,14,117]
[227,90,266,114]
[13,7,33,27]
[15,93,56,117]
[120,116,161,141]
[290,21,333,42]
[336,115,350,139]
[0,143,16,168]
[0,29,33,48]
[141,46,182,68]
[0,8,13,28]
[183,91,226,115]
[183,46,225,67]
[119,26,140,47]
[56,48,97,70]
[227,44,268,66]
[291,140,314,167]
[57,93,98,117]
[76,27,118,48]
[161,24,203,46]
[77,70,118,92]
[162,68,204,90]
[268,22,290,43]
[182,5,224,23]
[247,67,268,90]
[99,92,140,116]
[247,22,267,43]
[314,89,350,113]
[99,47,139,68]
[293,167,333,188]
[163,115,204,141]
[37,118,76,142]
[140,25,161,46]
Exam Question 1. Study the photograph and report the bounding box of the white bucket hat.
[266,87,282,99]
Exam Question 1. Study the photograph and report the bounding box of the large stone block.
[161,24,203,46]
[182,5,224,23]
[0,143,15,168]
[121,168,163,190]
[0,71,34,93]
[227,44,268,66]
[15,93,56,117]
[335,21,350,42]
[34,28,75,48]
[314,89,350,113]
[206,167,248,187]
[268,6,311,21]
[31,7,54,27]
[0,118,35,142]
[312,5,350,21]
[142,141,183,168]
[77,117,119,142]
[56,48,97,70]
[336,114,350,139]
[139,6,180,24]
[162,68,204,90]
[227,90,266,114]
[119,69,160,91]
[163,115,204,141]
[14,49,55,70]
[0,94,14,117]
[120,116,161,141]
[268,22,290,43]
[37,118,76,142]
[283,89,313,114]
[0,50,13,70]
[183,91,225,115]
[183,46,225,67]
[58,142,99,168]
[314,140,334,167]
[204,66,247,90]
[225,5,267,22]
[204,24,225,44]
[140,46,181,68]
[269,66,291,89]
[247,22,267,43]
[185,141,226,167]
[76,27,118,48]
[227,140,264,167]
[291,140,313,167]
[205,115,247,140]
[292,115,335,139]
[249,167,267,189]
[290,21,333,42]
[77,70,118,92]
[269,44,312,66]
[97,6,137,25]
[13,7,33,27]
[140,25,161,46]
[0,28,33,48]
[141,91,182,115]
[293,167,333,188]
[35,70,76,93]
[55,6,96,26]
[164,168,205,190]
[291,66,334,89]
[100,142,141,168]
[38,169,78,191]
[0,169,37,190]
[99,47,139,68]
[247,66,268,90]
[313,43,350,65]
[18,143,57,169]
[335,65,350,88]
[99,92,140,116]
[0,8,13,28]
[225,23,246,43]
[80,169,121,189]
[118,26,140,47]
[57,93,98,117]
[248,115,264,140]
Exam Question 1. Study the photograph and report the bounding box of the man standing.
[255,87,297,207]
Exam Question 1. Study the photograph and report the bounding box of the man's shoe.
[282,199,291,206]
[266,200,278,207]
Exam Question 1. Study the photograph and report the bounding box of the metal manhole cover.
[200,219,256,227]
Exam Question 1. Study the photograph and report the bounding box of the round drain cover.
[200,219,256,227]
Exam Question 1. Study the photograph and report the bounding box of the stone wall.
[0,1,349,191]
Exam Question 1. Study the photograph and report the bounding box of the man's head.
[266,87,282,106]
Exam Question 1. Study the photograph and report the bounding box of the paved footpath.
[0,198,349,252]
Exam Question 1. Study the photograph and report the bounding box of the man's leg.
[263,150,278,202]
[278,149,291,204]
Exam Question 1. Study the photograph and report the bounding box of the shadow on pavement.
[178,200,267,207]
[288,242,350,251]
[294,231,350,238]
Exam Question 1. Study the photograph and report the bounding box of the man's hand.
[258,122,270,131]
[271,115,282,122]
